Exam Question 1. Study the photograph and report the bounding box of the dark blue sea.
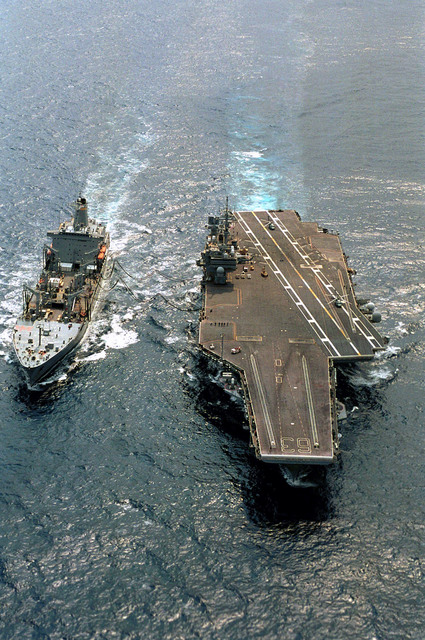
[1,1,424,638]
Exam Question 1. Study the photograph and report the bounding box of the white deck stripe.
[235,213,341,357]
[266,211,380,352]
[302,355,320,447]
[250,354,276,449]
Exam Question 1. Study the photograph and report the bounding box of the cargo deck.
[198,209,386,465]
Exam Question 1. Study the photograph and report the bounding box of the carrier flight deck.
[198,208,386,466]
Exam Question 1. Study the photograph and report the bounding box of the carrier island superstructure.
[198,206,386,467]
[13,197,111,385]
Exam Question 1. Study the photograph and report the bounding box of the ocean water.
[0,1,424,638]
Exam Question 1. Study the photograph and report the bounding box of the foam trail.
[81,351,107,363]
[229,144,283,210]
[226,12,315,211]
[83,125,156,251]
[101,314,139,350]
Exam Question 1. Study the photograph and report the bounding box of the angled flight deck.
[198,209,386,465]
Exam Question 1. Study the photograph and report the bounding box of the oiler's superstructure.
[13,197,111,385]
[198,206,386,469]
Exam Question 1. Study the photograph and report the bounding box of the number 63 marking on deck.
[281,437,312,454]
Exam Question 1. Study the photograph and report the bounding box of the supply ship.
[198,205,386,470]
[13,197,111,385]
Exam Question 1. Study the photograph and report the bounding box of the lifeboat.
[97,244,107,260]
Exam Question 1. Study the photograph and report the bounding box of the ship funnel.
[74,197,88,231]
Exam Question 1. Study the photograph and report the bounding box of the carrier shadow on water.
[189,349,393,526]
[188,351,334,526]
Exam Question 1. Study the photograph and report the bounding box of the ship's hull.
[14,256,112,386]
[23,322,88,386]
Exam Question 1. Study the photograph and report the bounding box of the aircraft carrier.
[198,206,386,467]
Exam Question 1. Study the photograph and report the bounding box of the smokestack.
[74,197,88,231]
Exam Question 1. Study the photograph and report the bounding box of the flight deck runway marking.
[267,212,364,309]
[261,211,385,354]
[302,355,320,448]
[250,210,360,353]
[338,269,356,334]
[267,211,382,352]
[235,213,342,358]
[250,354,276,449]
